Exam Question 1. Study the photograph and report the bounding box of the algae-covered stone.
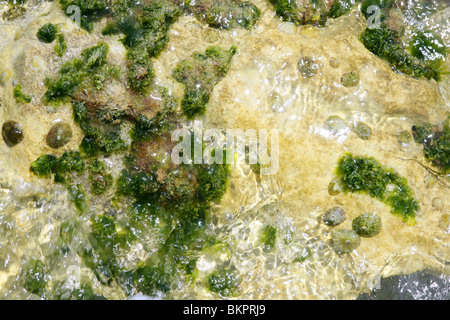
[2,120,24,147]
[298,56,319,78]
[398,130,411,145]
[268,0,329,26]
[336,153,419,224]
[46,122,72,149]
[438,214,450,234]
[325,115,347,134]
[328,178,343,195]
[322,206,346,227]
[331,229,361,254]
[188,0,261,30]
[37,23,58,43]
[173,46,237,118]
[353,122,372,140]
[341,72,360,87]
[352,212,382,237]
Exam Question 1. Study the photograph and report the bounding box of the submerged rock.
[331,229,361,254]
[298,56,319,78]
[352,212,382,237]
[46,122,72,149]
[353,122,372,140]
[2,121,24,147]
[322,206,346,227]
[341,72,360,87]
[358,270,450,300]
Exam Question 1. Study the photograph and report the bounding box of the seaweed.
[60,0,109,32]
[173,46,237,118]
[412,116,450,174]
[335,153,419,224]
[187,0,261,30]
[101,0,183,92]
[37,23,58,43]
[13,84,32,104]
[43,42,120,105]
[268,0,329,26]
[72,101,128,157]
[329,0,357,19]
[54,34,67,57]
[360,25,440,81]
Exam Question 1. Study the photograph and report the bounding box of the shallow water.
[0,0,449,300]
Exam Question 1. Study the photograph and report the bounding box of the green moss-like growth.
[359,1,447,81]
[60,0,109,32]
[31,151,85,183]
[13,84,32,104]
[73,101,128,156]
[207,269,238,297]
[68,183,88,212]
[31,153,89,212]
[268,0,329,26]
[113,133,231,292]
[90,215,118,248]
[335,153,419,224]
[30,154,58,178]
[86,159,113,195]
[132,264,171,297]
[107,0,182,51]
[129,88,178,142]
[260,225,277,252]
[360,25,440,81]
[121,127,231,209]
[89,173,113,195]
[126,46,155,93]
[117,160,230,211]
[87,159,107,173]
[22,259,47,295]
[2,0,27,20]
[329,0,356,19]
[412,116,450,174]
[55,151,85,174]
[102,0,183,93]
[187,0,261,30]
[410,30,447,62]
[37,23,58,43]
[91,214,136,254]
[51,282,106,300]
[54,34,67,57]
[196,163,230,203]
[82,214,131,284]
[173,46,237,118]
[117,169,159,198]
[43,43,120,105]
[360,0,394,20]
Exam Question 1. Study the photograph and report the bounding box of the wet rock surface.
[358,270,450,300]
